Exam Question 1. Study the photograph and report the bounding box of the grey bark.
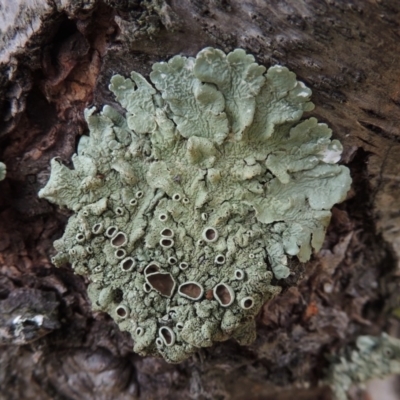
[1,1,400,399]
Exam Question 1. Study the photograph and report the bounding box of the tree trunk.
[1,1,400,399]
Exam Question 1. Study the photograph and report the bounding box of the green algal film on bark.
[39,47,351,362]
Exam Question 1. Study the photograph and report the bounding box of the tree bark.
[1,1,400,399]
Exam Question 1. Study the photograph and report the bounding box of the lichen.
[324,333,400,400]
[39,47,351,362]
[0,162,6,181]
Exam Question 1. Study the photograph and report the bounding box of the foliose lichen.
[39,47,351,362]
[0,162,6,181]
[324,333,400,400]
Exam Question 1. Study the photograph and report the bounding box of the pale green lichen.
[0,162,6,181]
[324,333,400,400]
[39,47,351,362]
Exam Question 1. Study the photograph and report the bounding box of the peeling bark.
[1,1,400,399]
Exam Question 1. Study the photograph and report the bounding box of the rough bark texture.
[1,1,400,399]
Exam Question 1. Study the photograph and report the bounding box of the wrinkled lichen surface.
[39,47,351,362]
[324,333,400,400]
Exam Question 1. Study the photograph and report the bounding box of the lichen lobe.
[0,162,6,181]
[324,334,400,400]
[39,47,351,363]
